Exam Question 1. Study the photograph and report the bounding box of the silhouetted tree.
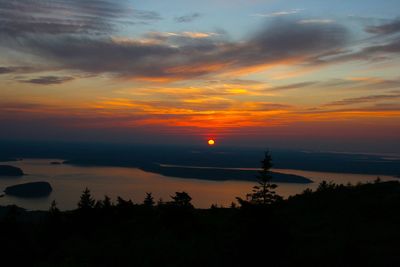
[317,181,337,192]
[49,200,60,214]
[102,195,113,209]
[114,196,134,218]
[143,192,155,207]
[302,188,313,195]
[78,187,95,210]
[48,200,61,223]
[238,151,282,206]
[157,198,164,206]
[170,192,193,208]
[94,195,114,210]
[236,196,252,208]
[116,196,134,209]
[94,200,103,209]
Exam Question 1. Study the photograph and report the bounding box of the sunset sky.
[1,0,399,152]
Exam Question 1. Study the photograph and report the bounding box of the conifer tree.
[78,187,95,210]
[143,192,155,207]
[247,150,282,205]
[102,195,112,209]
[49,200,60,214]
[171,192,193,208]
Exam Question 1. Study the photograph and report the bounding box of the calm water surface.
[0,159,396,210]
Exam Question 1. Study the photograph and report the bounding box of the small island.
[4,182,52,198]
[0,158,20,162]
[50,161,63,165]
[0,165,24,176]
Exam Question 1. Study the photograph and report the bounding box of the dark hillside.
[1,181,399,266]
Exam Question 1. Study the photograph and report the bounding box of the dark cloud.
[205,79,263,85]
[266,82,317,91]
[363,38,400,54]
[21,36,179,79]
[21,76,74,85]
[0,67,13,74]
[309,37,400,65]
[0,102,55,113]
[245,103,293,111]
[364,78,400,90]
[373,103,400,110]
[319,77,400,91]
[304,20,400,65]
[324,93,400,107]
[216,20,348,70]
[174,13,201,23]
[0,0,161,36]
[8,19,348,81]
[365,19,400,35]
[0,66,38,74]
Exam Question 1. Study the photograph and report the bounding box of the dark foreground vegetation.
[1,152,399,266]
[1,184,400,266]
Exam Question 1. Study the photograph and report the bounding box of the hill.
[1,180,399,266]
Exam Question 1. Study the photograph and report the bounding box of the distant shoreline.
[62,159,313,183]
[0,158,397,211]
[1,142,399,176]
[2,155,397,184]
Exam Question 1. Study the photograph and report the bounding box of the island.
[141,164,313,183]
[0,165,24,176]
[50,161,63,165]
[0,158,19,162]
[4,182,52,198]
[63,159,313,184]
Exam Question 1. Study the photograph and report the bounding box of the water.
[0,159,396,210]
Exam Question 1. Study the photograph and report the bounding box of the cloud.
[308,37,400,66]
[0,66,14,74]
[265,81,317,92]
[363,38,400,54]
[0,0,161,36]
[298,19,334,25]
[0,102,51,111]
[0,66,38,74]
[350,77,400,90]
[174,13,201,23]
[301,19,400,66]
[146,31,218,40]
[365,19,400,35]
[324,93,400,107]
[9,19,347,81]
[253,9,303,17]
[295,77,400,93]
[20,76,74,85]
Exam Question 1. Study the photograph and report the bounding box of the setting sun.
[208,139,215,146]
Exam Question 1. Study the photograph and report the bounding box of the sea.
[0,158,396,210]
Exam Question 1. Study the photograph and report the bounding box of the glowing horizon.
[0,0,399,153]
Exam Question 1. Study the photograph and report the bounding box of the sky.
[0,0,400,153]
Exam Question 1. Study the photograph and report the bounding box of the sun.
[208,139,215,146]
